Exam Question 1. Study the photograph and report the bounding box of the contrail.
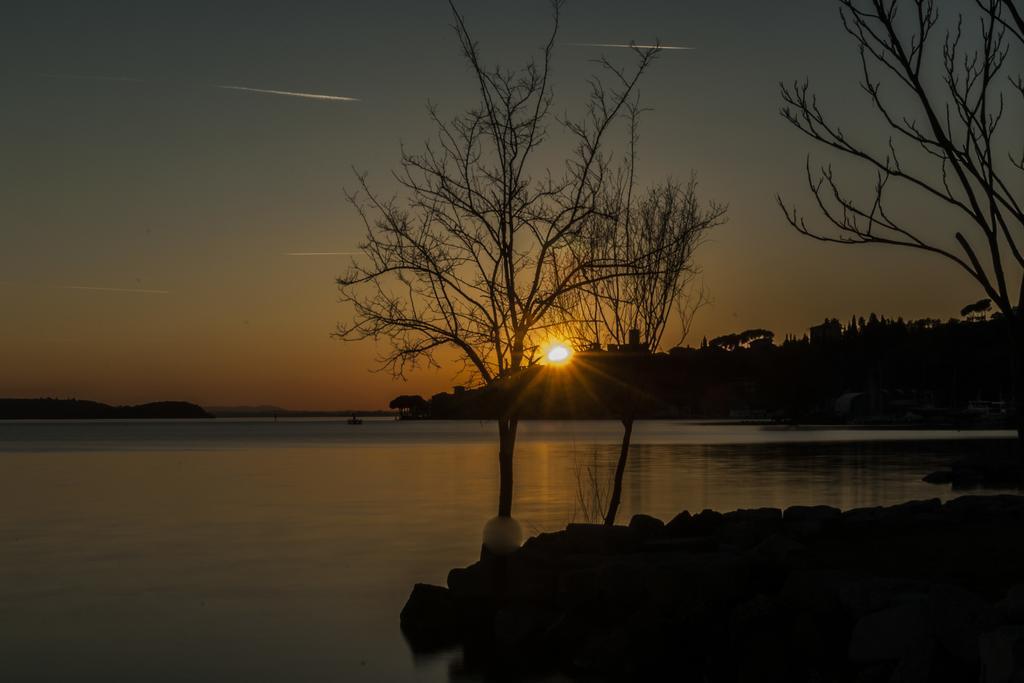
[217,85,360,102]
[59,285,170,295]
[567,43,693,51]
[284,252,360,256]
[33,73,359,103]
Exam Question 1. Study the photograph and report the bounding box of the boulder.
[640,536,717,553]
[839,578,929,620]
[563,523,636,555]
[644,551,756,608]
[779,569,846,617]
[1005,585,1024,624]
[691,509,725,536]
[783,505,841,538]
[628,513,664,538]
[664,510,693,537]
[751,533,807,565]
[842,505,886,528]
[718,508,782,548]
[724,507,783,524]
[979,626,1024,683]
[848,601,932,662]
[572,627,629,675]
[730,594,798,683]
[400,583,460,651]
[493,604,558,650]
[927,584,1004,664]
[447,560,495,601]
[944,494,1024,522]
[882,498,943,524]
[888,636,938,683]
[555,565,603,614]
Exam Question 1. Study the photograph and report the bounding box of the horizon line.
[566,42,694,51]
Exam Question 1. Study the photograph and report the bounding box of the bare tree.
[560,154,725,525]
[335,0,660,519]
[571,177,723,353]
[778,0,1024,443]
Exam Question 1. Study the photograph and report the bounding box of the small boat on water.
[347,415,363,425]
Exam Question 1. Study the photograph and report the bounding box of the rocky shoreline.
[401,495,1024,682]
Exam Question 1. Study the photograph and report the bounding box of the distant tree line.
[414,313,1016,424]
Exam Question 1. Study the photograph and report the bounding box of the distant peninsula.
[0,398,213,420]
[205,405,396,418]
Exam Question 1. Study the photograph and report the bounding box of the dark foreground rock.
[402,497,1024,682]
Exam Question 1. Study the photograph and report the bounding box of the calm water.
[0,419,1017,682]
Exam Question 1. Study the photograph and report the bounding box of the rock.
[410,495,1024,679]
[854,662,896,682]
[644,551,756,608]
[556,565,603,613]
[779,570,846,617]
[839,578,929,620]
[889,636,937,683]
[724,507,783,524]
[664,508,725,537]
[400,583,460,651]
[848,601,932,662]
[718,508,782,548]
[1005,585,1024,624]
[751,533,806,565]
[730,594,797,683]
[842,505,886,528]
[883,498,943,523]
[979,626,1024,683]
[783,504,841,538]
[447,560,495,601]
[628,513,664,537]
[572,628,629,675]
[518,530,569,557]
[664,510,693,536]
[691,509,725,536]
[927,584,1004,664]
[493,605,556,650]
[557,558,649,620]
[640,536,717,553]
[944,494,1024,522]
[563,523,636,554]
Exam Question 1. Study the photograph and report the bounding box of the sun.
[545,343,573,365]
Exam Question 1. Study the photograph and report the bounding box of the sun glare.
[546,343,572,364]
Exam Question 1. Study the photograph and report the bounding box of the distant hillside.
[0,399,213,420]
[205,405,396,418]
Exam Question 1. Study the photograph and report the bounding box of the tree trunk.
[604,416,634,526]
[1013,323,1024,454]
[497,417,518,517]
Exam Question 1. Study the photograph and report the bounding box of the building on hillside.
[810,318,842,344]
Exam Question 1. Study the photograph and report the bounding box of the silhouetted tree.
[961,298,993,319]
[389,394,429,418]
[335,0,661,518]
[779,0,1024,445]
[560,155,724,525]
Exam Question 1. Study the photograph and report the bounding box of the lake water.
[1,419,1018,682]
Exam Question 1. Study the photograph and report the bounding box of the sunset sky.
[1,0,986,410]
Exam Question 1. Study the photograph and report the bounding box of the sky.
[0,0,995,410]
